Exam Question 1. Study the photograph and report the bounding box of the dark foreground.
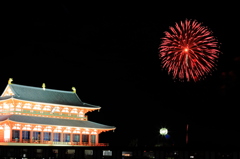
[0,145,239,159]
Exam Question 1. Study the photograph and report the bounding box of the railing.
[0,111,88,120]
[1,139,108,146]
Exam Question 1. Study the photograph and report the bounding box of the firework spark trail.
[159,19,221,82]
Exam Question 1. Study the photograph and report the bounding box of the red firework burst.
[159,19,221,82]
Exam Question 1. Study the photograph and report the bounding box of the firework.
[159,19,221,82]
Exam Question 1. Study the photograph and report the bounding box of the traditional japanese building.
[0,79,115,146]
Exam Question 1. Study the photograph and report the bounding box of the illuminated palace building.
[0,79,115,146]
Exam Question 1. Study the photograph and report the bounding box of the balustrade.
[0,139,108,146]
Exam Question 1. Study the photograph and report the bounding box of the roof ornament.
[8,78,13,84]
[72,87,76,93]
[42,83,46,90]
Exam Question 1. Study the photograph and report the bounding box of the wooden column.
[19,125,22,143]
[9,125,12,142]
[88,133,91,146]
[96,133,99,145]
[30,129,33,143]
[41,129,44,143]
[70,131,73,145]
[79,130,82,145]
[60,131,63,143]
[51,132,54,143]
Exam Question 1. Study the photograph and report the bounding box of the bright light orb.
[159,128,168,136]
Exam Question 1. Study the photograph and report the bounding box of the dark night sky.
[2,2,240,148]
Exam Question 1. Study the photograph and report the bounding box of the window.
[63,134,70,142]
[12,130,20,139]
[82,134,89,142]
[73,134,80,142]
[33,132,41,140]
[91,135,96,143]
[22,131,30,139]
[44,132,51,141]
[53,133,61,142]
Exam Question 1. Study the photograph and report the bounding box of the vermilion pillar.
[96,134,99,145]
[88,134,91,146]
[79,131,82,145]
[30,130,33,143]
[51,131,54,144]
[41,130,44,143]
[9,126,12,142]
[70,132,73,145]
[19,126,22,143]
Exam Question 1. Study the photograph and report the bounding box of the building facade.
[0,79,115,146]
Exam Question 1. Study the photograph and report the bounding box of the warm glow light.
[62,108,69,113]
[33,125,42,131]
[54,107,60,112]
[33,105,41,110]
[73,130,80,133]
[71,109,78,113]
[2,87,14,96]
[63,128,71,133]
[43,126,52,132]
[16,104,21,111]
[23,103,32,109]
[12,124,21,129]
[3,103,9,109]
[43,106,51,111]
[82,130,89,134]
[4,125,10,141]
[22,125,31,130]
[54,127,62,132]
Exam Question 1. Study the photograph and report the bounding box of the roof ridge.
[10,83,74,93]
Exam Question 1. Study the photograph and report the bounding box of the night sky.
[2,2,240,148]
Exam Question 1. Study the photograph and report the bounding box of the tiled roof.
[0,115,115,130]
[7,84,100,108]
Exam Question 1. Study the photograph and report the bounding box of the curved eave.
[12,98,101,110]
[1,115,115,130]
[7,119,116,131]
[0,96,13,102]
